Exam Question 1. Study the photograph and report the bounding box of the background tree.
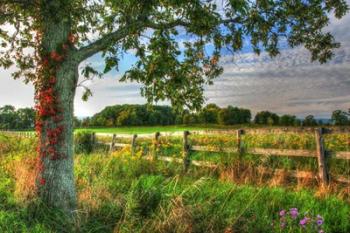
[1,0,347,214]
[16,107,36,129]
[254,111,279,125]
[332,110,349,126]
[303,115,318,126]
[0,105,35,130]
[279,114,297,126]
[198,104,220,124]
[218,106,251,125]
[0,105,17,129]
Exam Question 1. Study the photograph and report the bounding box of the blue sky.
[1,4,350,118]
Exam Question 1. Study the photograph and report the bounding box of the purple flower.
[279,209,286,217]
[319,230,325,233]
[316,215,324,226]
[317,219,324,226]
[290,208,299,219]
[299,217,310,227]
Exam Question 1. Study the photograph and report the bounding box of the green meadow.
[1,134,350,232]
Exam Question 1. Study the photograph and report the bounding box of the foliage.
[332,110,349,126]
[1,0,348,110]
[74,131,94,154]
[0,105,35,130]
[303,115,318,127]
[279,115,299,126]
[218,106,251,125]
[198,103,221,124]
[254,111,280,125]
[80,104,251,127]
[89,104,176,127]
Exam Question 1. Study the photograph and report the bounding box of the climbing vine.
[34,33,77,185]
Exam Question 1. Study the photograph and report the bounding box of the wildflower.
[299,217,310,227]
[316,217,324,226]
[319,230,324,233]
[290,208,299,219]
[279,209,286,217]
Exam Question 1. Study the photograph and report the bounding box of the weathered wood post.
[315,128,329,186]
[153,132,160,159]
[236,129,244,156]
[131,134,137,156]
[183,131,191,171]
[110,134,116,152]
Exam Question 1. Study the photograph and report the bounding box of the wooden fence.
[2,128,350,185]
[92,128,350,186]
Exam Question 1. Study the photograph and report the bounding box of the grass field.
[75,124,248,134]
[1,134,350,232]
[76,125,207,134]
[18,124,234,134]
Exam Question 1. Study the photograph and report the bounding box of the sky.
[0,4,350,119]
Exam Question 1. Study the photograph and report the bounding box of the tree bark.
[37,60,78,214]
[36,7,79,214]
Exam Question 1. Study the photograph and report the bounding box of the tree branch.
[75,21,145,62]
[75,19,191,62]
[74,16,241,63]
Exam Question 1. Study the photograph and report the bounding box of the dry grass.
[8,157,38,202]
[153,197,194,233]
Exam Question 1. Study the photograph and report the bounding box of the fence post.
[131,134,137,156]
[153,132,160,159]
[237,129,244,155]
[183,131,191,171]
[315,128,329,186]
[110,134,116,152]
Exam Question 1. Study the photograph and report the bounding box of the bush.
[74,131,94,154]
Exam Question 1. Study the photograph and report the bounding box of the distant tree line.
[77,104,350,128]
[80,105,176,127]
[0,105,35,130]
[1,104,349,130]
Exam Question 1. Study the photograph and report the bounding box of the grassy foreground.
[1,135,350,233]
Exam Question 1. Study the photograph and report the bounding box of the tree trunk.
[37,61,78,213]
[35,7,79,214]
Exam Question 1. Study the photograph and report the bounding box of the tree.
[1,0,348,214]
[218,106,251,125]
[254,111,279,125]
[198,103,220,124]
[16,107,36,129]
[0,105,35,130]
[279,114,297,126]
[0,105,17,129]
[331,110,349,125]
[303,115,318,126]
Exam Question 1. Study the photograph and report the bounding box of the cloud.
[205,8,350,118]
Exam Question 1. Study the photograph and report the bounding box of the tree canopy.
[1,0,348,110]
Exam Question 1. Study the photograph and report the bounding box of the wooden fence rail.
[95,128,350,185]
[2,128,350,185]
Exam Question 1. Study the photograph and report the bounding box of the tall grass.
[0,134,350,232]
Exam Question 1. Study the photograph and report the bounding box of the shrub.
[74,131,94,154]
